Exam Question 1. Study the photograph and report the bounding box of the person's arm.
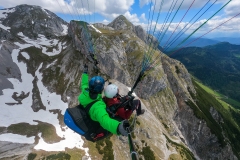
[81,73,89,91]
[80,64,89,91]
[90,101,120,134]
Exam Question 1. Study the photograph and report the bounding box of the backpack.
[64,100,110,142]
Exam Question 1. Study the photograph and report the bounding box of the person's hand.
[117,120,130,136]
[120,95,129,103]
[83,64,88,73]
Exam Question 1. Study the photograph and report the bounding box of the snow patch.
[46,59,57,68]
[61,24,68,35]
[0,23,10,31]
[14,42,33,49]
[41,8,51,18]
[17,32,62,56]
[0,43,90,157]
[0,8,15,19]
[42,42,63,56]
[0,49,35,127]
[21,52,30,60]
[0,133,35,144]
[89,24,102,33]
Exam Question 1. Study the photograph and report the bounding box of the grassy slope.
[195,81,240,109]
[168,44,240,107]
[187,79,240,158]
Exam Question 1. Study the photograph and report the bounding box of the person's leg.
[132,100,145,115]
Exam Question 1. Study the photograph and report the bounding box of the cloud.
[95,0,134,19]
[224,0,240,16]
[138,0,239,16]
[0,0,134,18]
[102,19,110,24]
[124,11,140,23]
[161,16,240,38]
[139,0,222,12]
[0,0,78,14]
[139,0,150,8]
[140,13,146,21]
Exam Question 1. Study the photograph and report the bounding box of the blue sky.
[0,0,240,38]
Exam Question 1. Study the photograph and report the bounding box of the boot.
[137,109,145,116]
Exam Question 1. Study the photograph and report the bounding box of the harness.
[66,100,110,142]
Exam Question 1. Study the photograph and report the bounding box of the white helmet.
[104,84,118,98]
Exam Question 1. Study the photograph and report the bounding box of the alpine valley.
[0,4,240,160]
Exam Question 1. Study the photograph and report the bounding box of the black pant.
[132,99,142,115]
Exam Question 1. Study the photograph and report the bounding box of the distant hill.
[212,37,240,45]
[158,34,240,49]
[159,36,220,49]
[168,42,240,108]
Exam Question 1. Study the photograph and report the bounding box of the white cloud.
[139,0,150,8]
[140,13,146,21]
[139,0,238,15]
[0,0,135,21]
[224,0,240,16]
[139,0,220,12]
[205,16,240,34]
[124,11,140,23]
[159,16,240,38]
[102,19,110,24]
[94,0,134,19]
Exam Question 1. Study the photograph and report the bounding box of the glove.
[128,100,134,109]
[83,64,88,73]
[117,120,130,136]
[120,95,129,103]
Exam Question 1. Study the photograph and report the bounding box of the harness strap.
[84,100,98,114]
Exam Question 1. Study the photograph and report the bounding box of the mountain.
[1,4,240,160]
[168,42,240,108]
[160,35,240,50]
[106,15,159,46]
[186,37,220,47]
[159,35,220,49]
[212,37,240,45]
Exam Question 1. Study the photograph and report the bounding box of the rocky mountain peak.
[108,15,134,31]
[106,15,158,47]
[0,4,68,39]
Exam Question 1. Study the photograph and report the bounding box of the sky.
[0,0,240,38]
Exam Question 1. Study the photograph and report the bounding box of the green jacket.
[78,73,120,134]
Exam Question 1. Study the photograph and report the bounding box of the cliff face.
[64,19,238,160]
[0,4,239,160]
[161,56,237,159]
